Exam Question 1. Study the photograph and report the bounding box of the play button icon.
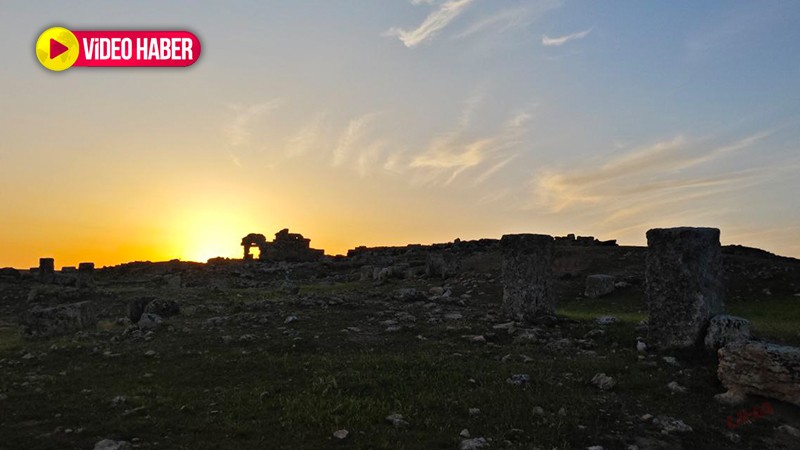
[36,26,80,71]
[50,38,69,59]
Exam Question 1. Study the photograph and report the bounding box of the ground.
[0,246,799,449]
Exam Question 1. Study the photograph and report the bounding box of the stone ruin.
[645,227,725,350]
[241,229,324,262]
[501,234,555,321]
[38,257,55,283]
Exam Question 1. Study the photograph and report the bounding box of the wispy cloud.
[385,0,474,48]
[225,100,281,147]
[454,1,562,40]
[542,28,592,46]
[285,112,329,158]
[531,132,770,213]
[332,112,382,168]
[409,97,532,185]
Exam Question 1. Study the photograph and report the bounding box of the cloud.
[285,113,329,158]
[332,112,381,167]
[542,28,592,46]
[454,1,562,40]
[408,98,532,185]
[225,100,281,147]
[385,0,474,48]
[531,132,770,214]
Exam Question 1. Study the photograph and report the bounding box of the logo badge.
[36,27,80,72]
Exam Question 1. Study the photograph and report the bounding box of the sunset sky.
[2,1,800,268]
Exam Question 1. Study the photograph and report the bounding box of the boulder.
[127,297,153,322]
[144,299,180,318]
[94,440,132,450]
[20,301,97,338]
[137,313,163,330]
[704,315,750,351]
[584,274,615,298]
[717,340,800,406]
[646,227,724,350]
[425,251,460,279]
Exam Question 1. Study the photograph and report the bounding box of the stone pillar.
[77,262,95,288]
[38,258,55,284]
[646,227,724,350]
[501,234,555,321]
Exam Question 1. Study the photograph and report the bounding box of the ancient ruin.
[241,229,324,262]
[501,233,555,321]
[645,227,724,350]
[38,257,54,283]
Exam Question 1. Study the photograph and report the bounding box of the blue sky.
[2,1,800,266]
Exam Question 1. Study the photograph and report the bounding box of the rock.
[460,437,489,450]
[429,286,445,296]
[500,234,555,322]
[645,227,724,350]
[584,274,615,298]
[385,413,409,428]
[137,313,163,330]
[587,446,604,450]
[284,315,299,324]
[444,313,463,320]
[590,373,615,390]
[333,429,349,439]
[704,315,750,351]
[143,299,180,318]
[713,390,747,405]
[426,251,460,279]
[20,301,97,338]
[468,408,480,416]
[652,415,692,433]
[280,281,300,295]
[396,288,425,302]
[359,265,374,281]
[637,341,647,353]
[532,406,545,416]
[666,381,687,394]
[93,440,131,450]
[777,425,800,438]
[596,316,618,325]
[127,297,153,323]
[506,374,530,385]
[717,340,800,406]
[460,428,470,438]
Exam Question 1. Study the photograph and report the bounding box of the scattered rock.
[584,274,615,298]
[333,429,349,439]
[386,413,409,428]
[93,440,131,450]
[20,301,97,338]
[652,415,692,433]
[590,373,615,390]
[596,316,618,325]
[506,374,530,386]
[460,437,489,450]
[666,381,687,394]
[137,313,163,330]
[284,315,299,324]
[144,299,180,318]
[777,425,800,438]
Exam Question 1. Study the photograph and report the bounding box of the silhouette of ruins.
[241,229,324,262]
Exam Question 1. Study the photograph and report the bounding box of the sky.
[2,1,799,268]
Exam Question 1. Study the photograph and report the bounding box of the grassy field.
[1,279,799,450]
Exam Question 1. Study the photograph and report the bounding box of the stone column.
[77,262,95,288]
[501,234,555,321]
[38,258,55,284]
[646,227,724,350]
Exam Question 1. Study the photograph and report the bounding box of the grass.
[1,279,798,449]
